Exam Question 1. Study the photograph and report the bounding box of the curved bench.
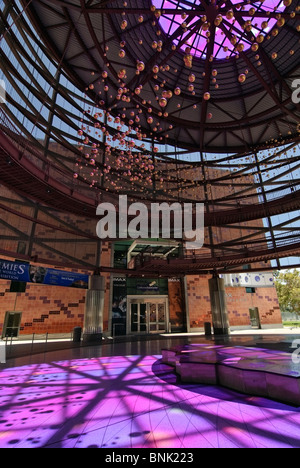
[162,344,300,406]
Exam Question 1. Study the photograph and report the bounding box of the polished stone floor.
[0,333,300,448]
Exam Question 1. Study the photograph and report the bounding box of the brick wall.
[186,274,282,330]
[0,279,86,336]
[226,286,282,328]
[186,276,212,328]
[168,278,186,331]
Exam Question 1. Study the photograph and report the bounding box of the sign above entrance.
[0,259,89,289]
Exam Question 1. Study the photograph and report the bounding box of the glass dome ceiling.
[0,0,296,157]
[152,0,286,60]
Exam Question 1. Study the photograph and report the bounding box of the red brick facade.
[0,280,86,336]
[186,274,282,330]
[0,176,283,337]
[0,269,282,337]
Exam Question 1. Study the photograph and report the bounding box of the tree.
[274,270,300,315]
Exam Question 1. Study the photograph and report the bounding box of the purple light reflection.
[0,354,300,448]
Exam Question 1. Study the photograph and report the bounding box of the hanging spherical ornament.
[73,173,79,179]
[245,22,252,33]
[238,74,246,83]
[174,87,181,96]
[272,52,278,60]
[226,9,234,20]
[137,61,145,72]
[212,69,218,77]
[102,71,108,79]
[138,15,144,23]
[203,92,211,101]
[183,47,193,68]
[159,97,168,107]
[277,17,285,27]
[184,54,193,69]
[121,20,128,30]
[152,65,159,74]
[119,49,126,58]
[256,34,264,43]
[251,43,259,52]
[189,73,196,83]
[207,113,213,120]
[214,14,223,26]
[118,69,126,79]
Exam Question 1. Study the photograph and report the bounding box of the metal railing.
[2,331,77,358]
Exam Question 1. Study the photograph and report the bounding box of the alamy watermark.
[96,195,204,250]
[292,79,300,104]
[0,79,6,104]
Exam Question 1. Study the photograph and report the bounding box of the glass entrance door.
[129,298,168,334]
[130,302,147,333]
[149,302,166,333]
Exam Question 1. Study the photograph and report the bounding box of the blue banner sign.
[0,259,89,289]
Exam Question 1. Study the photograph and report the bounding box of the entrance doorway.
[2,312,22,338]
[249,307,261,329]
[128,297,169,334]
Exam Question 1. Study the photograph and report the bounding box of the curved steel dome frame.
[20,0,300,154]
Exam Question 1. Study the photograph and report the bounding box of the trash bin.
[204,322,212,336]
[73,327,82,343]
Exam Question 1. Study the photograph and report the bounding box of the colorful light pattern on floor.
[0,355,300,448]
